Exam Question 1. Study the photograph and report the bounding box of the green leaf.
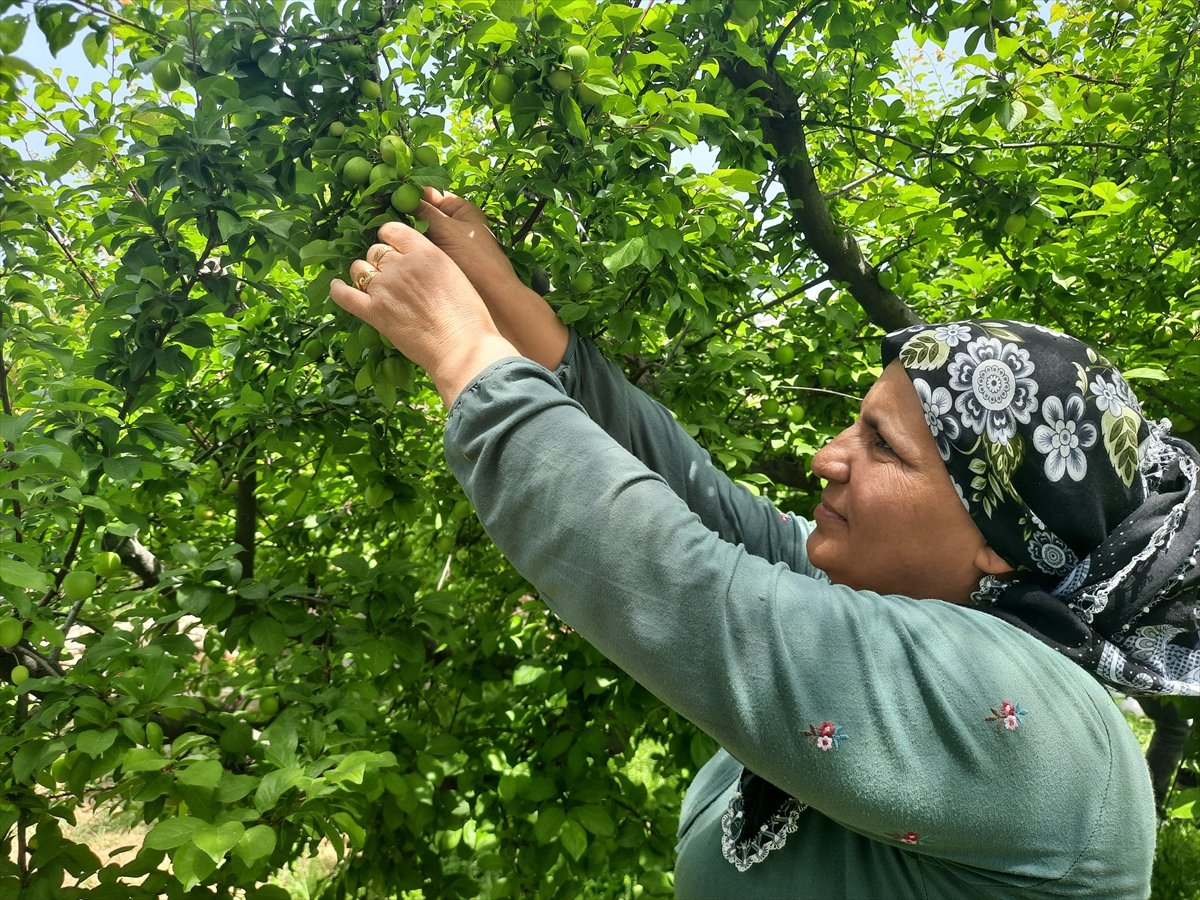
[0,558,51,591]
[216,772,258,803]
[192,821,245,864]
[249,618,286,656]
[534,806,566,844]
[560,818,588,860]
[76,728,118,757]
[555,92,588,142]
[1120,366,1168,382]
[178,759,224,789]
[711,168,762,192]
[81,26,108,66]
[572,804,615,837]
[254,765,306,811]
[170,840,217,891]
[602,236,646,273]
[144,816,205,851]
[233,823,277,868]
[120,747,170,773]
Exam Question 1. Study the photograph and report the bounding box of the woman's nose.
[812,428,852,483]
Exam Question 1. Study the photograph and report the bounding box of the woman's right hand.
[417,188,570,371]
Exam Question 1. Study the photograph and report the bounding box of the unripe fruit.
[576,82,605,106]
[0,617,21,648]
[761,398,781,418]
[877,269,897,290]
[547,68,574,92]
[971,6,992,25]
[219,722,255,755]
[565,45,589,78]
[787,403,808,424]
[391,183,423,214]
[1081,90,1102,114]
[301,338,325,362]
[146,721,164,750]
[379,356,411,389]
[1110,91,1137,120]
[93,551,122,577]
[570,270,594,292]
[329,121,345,137]
[11,665,29,686]
[259,696,280,717]
[489,73,516,104]
[358,322,382,350]
[152,61,181,92]
[379,135,404,167]
[342,156,372,187]
[774,345,795,365]
[369,163,397,186]
[1003,213,1027,235]
[413,145,438,167]
[51,755,70,784]
[362,80,381,101]
[732,0,761,20]
[62,570,97,603]
[991,0,1018,18]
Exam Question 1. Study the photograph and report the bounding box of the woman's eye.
[873,436,895,454]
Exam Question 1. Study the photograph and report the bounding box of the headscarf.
[882,320,1200,697]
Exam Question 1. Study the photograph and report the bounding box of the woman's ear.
[975,544,1014,577]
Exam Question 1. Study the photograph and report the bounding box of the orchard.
[1,0,1198,897]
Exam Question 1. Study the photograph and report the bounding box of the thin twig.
[768,0,822,67]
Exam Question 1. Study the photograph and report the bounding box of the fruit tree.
[1,0,1197,897]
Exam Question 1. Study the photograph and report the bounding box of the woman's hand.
[415,187,522,300]
[418,188,569,371]
[330,221,519,407]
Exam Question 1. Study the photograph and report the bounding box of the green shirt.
[444,334,1155,898]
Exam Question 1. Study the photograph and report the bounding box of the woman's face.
[806,361,1010,602]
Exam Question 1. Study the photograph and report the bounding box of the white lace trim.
[1073,444,1197,624]
[720,787,807,873]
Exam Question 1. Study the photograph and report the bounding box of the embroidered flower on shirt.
[805,720,849,750]
[779,512,790,523]
[985,699,1028,731]
[887,830,922,845]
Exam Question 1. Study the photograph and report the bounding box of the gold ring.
[355,268,378,291]
[371,246,396,266]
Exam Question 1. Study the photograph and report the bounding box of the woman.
[331,192,1200,897]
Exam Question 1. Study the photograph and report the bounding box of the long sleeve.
[445,358,1154,896]
[555,331,819,576]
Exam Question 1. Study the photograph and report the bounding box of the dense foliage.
[1,0,1197,896]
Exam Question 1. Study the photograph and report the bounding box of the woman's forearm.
[484,281,570,372]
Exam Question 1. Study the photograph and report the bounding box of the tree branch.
[718,57,922,332]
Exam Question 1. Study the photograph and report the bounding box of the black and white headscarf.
[883,319,1200,697]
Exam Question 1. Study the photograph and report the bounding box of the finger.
[415,196,453,231]
[348,259,380,292]
[378,219,435,254]
[330,278,368,318]
[368,243,399,267]
[440,192,489,225]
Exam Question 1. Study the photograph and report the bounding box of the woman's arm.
[418,190,811,571]
[557,332,817,574]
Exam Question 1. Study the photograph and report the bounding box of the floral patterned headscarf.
[883,320,1200,696]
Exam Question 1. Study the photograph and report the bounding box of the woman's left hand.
[330,221,519,406]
